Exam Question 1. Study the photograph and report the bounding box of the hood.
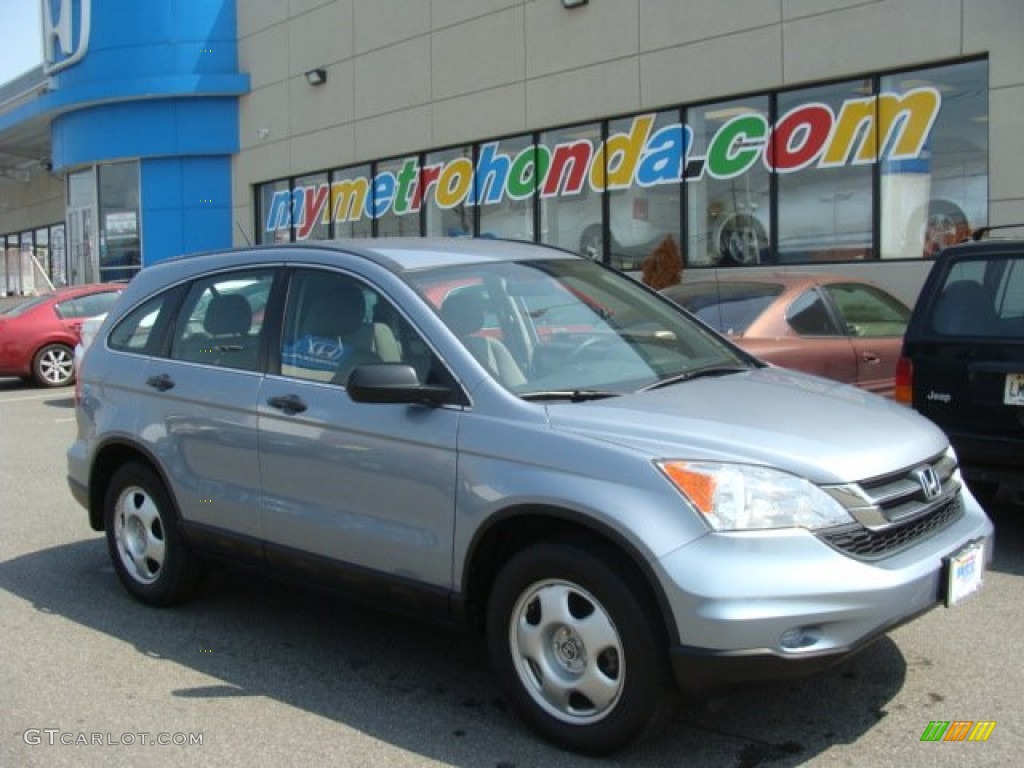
[545,368,948,484]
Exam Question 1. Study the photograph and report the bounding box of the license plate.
[1004,373,1024,406]
[945,539,985,606]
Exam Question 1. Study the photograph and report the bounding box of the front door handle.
[146,373,175,391]
[267,394,307,415]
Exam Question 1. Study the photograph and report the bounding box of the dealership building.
[1,0,1022,302]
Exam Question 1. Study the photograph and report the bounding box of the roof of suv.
[115,237,578,311]
[170,237,568,273]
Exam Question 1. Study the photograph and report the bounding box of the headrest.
[440,290,485,336]
[204,293,251,336]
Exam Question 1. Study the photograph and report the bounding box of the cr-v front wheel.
[486,539,672,755]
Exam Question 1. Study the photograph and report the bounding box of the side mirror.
[346,363,452,405]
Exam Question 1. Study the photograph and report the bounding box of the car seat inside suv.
[931,280,999,336]
[440,289,526,388]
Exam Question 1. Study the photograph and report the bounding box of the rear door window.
[822,283,910,338]
[56,291,122,319]
[787,291,841,336]
[170,271,275,371]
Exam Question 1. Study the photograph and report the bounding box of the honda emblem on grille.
[914,466,942,500]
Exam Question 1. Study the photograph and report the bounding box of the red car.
[662,273,911,397]
[0,284,123,387]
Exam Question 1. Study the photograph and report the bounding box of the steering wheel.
[565,336,613,365]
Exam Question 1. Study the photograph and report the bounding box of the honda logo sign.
[42,0,92,75]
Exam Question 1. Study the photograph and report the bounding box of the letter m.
[264,189,294,233]
[920,721,949,742]
[968,721,996,742]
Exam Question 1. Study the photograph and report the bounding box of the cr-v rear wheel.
[486,539,672,755]
[104,462,202,606]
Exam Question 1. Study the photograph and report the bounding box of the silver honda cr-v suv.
[68,238,992,755]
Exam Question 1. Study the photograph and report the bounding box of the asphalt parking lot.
[1,378,1022,767]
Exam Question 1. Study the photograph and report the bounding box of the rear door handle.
[267,394,307,415]
[862,352,880,365]
[146,373,175,391]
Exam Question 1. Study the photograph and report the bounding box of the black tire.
[486,539,673,755]
[921,201,969,257]
[104,462,202,606]
[32,343,75,387]
[718,214,767,266]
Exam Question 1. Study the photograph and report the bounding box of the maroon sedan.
[0,284,122,387]
[662,273,911,396]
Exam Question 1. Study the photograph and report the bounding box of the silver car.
[67,238,992,755]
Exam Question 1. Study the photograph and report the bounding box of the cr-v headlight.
[656,460,854,531]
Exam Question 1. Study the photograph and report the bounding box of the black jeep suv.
[897,226,1024,501]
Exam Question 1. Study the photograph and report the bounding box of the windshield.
[406,258,753,396]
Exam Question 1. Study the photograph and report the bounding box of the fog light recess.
[780,626,823,650]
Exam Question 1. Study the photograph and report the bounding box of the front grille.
[817,452,964,560]
[819,497,963,560]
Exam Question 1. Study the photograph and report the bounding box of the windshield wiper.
[520,389,620,402]
[641,364,751,391]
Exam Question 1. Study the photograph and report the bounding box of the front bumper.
[657,489,993,694]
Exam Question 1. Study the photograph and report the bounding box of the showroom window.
[607,110,682,272]
[67,168,97,284]
[776,79,874,264]
[253,58,988,270]
[374,156,421,238]
[0,225,64,293]
[478,134,536,243]
[49,224,66,286]
[331,164,373,239]
[685,96,771,267]
[425,147,475,238]
[293,172,330,242]
[880,60,988,259]
[539,122,601,258]
[98,161,142,282]
[260,178,292,243]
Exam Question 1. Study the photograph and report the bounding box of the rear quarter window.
[56,291,121,319]
[108,291,178,354]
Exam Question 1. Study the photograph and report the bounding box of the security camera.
[41,159,53,172]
